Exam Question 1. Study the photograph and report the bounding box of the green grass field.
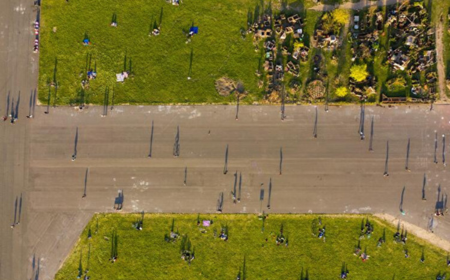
[39,0,273,105]
[55,214,449,280]
[39,0,446,105]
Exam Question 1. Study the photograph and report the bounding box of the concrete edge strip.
[374,213,450,252]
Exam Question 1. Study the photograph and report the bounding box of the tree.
[332,9,350,25]
[335,87,349,97]
[350,64,369,82]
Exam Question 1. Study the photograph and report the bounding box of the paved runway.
[0,0,38,279]
[1,0,450,279]
[18,104,450,279]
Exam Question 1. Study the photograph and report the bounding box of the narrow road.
[435,18,448,102]
[309,0,403,12]
[0,0,37,279]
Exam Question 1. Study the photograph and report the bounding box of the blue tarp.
[189,26,199,34]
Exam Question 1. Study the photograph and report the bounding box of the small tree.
[335,87,349,97]
[350,64,369,82]
[332,9,350,25]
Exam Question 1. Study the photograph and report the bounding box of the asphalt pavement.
[21,104,450,279]
[1,0,450,279]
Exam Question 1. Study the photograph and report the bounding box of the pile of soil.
[215,77,236,96]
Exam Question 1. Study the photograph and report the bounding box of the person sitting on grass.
[111,13,118,27]
[401,235,407,245]
[318,226,326,239]
[404,248,409,258]
[87,70,97,80]
[134,220,143,231]
[360,252,369,262]
[394,231,401,242]
[152,28,160,36]
[354,243,361,256]
[276,234,285,245]
[377,237,384,247]
[219,227,228,241]
[341,271,348,279]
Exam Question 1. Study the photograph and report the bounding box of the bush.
[350,64,369,82]
[335,87,349,97]
[332,9,350,25]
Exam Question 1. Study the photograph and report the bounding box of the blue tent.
[189,26,199,34]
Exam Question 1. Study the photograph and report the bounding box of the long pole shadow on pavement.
[72,127,79,161]
[235,95,239,120]
[217,192,223,213]
[33,89,36,117]
[313,107,318,138]
[232,171,237,203]
[422,173,427,200]
[279,147,283,175]
[173,126,180,157]
[28,90,33,118]
[434,131,438,164]
[83,168,89,198]
[34,258,40,280]
[384,141,389,176]
[442,134,446,166]
[238,172,242,202]
[15,91,20,120]
[399,186,405,215]
[184,166,187,186]
[18,193,22,225]
[259,185,264,213]
[405,138,410,171]
[358,104,362,134]
[11,196,17,228]
[281,85,285,121]
[435,184,444,215]
[267,178,272,209]
[10,97,15,123]
[32,253,35,273]
[223,144,229,174]
[148,120,154,158]
[369,116,374,151]
[359,103,365,140]
[4,91,10,120]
